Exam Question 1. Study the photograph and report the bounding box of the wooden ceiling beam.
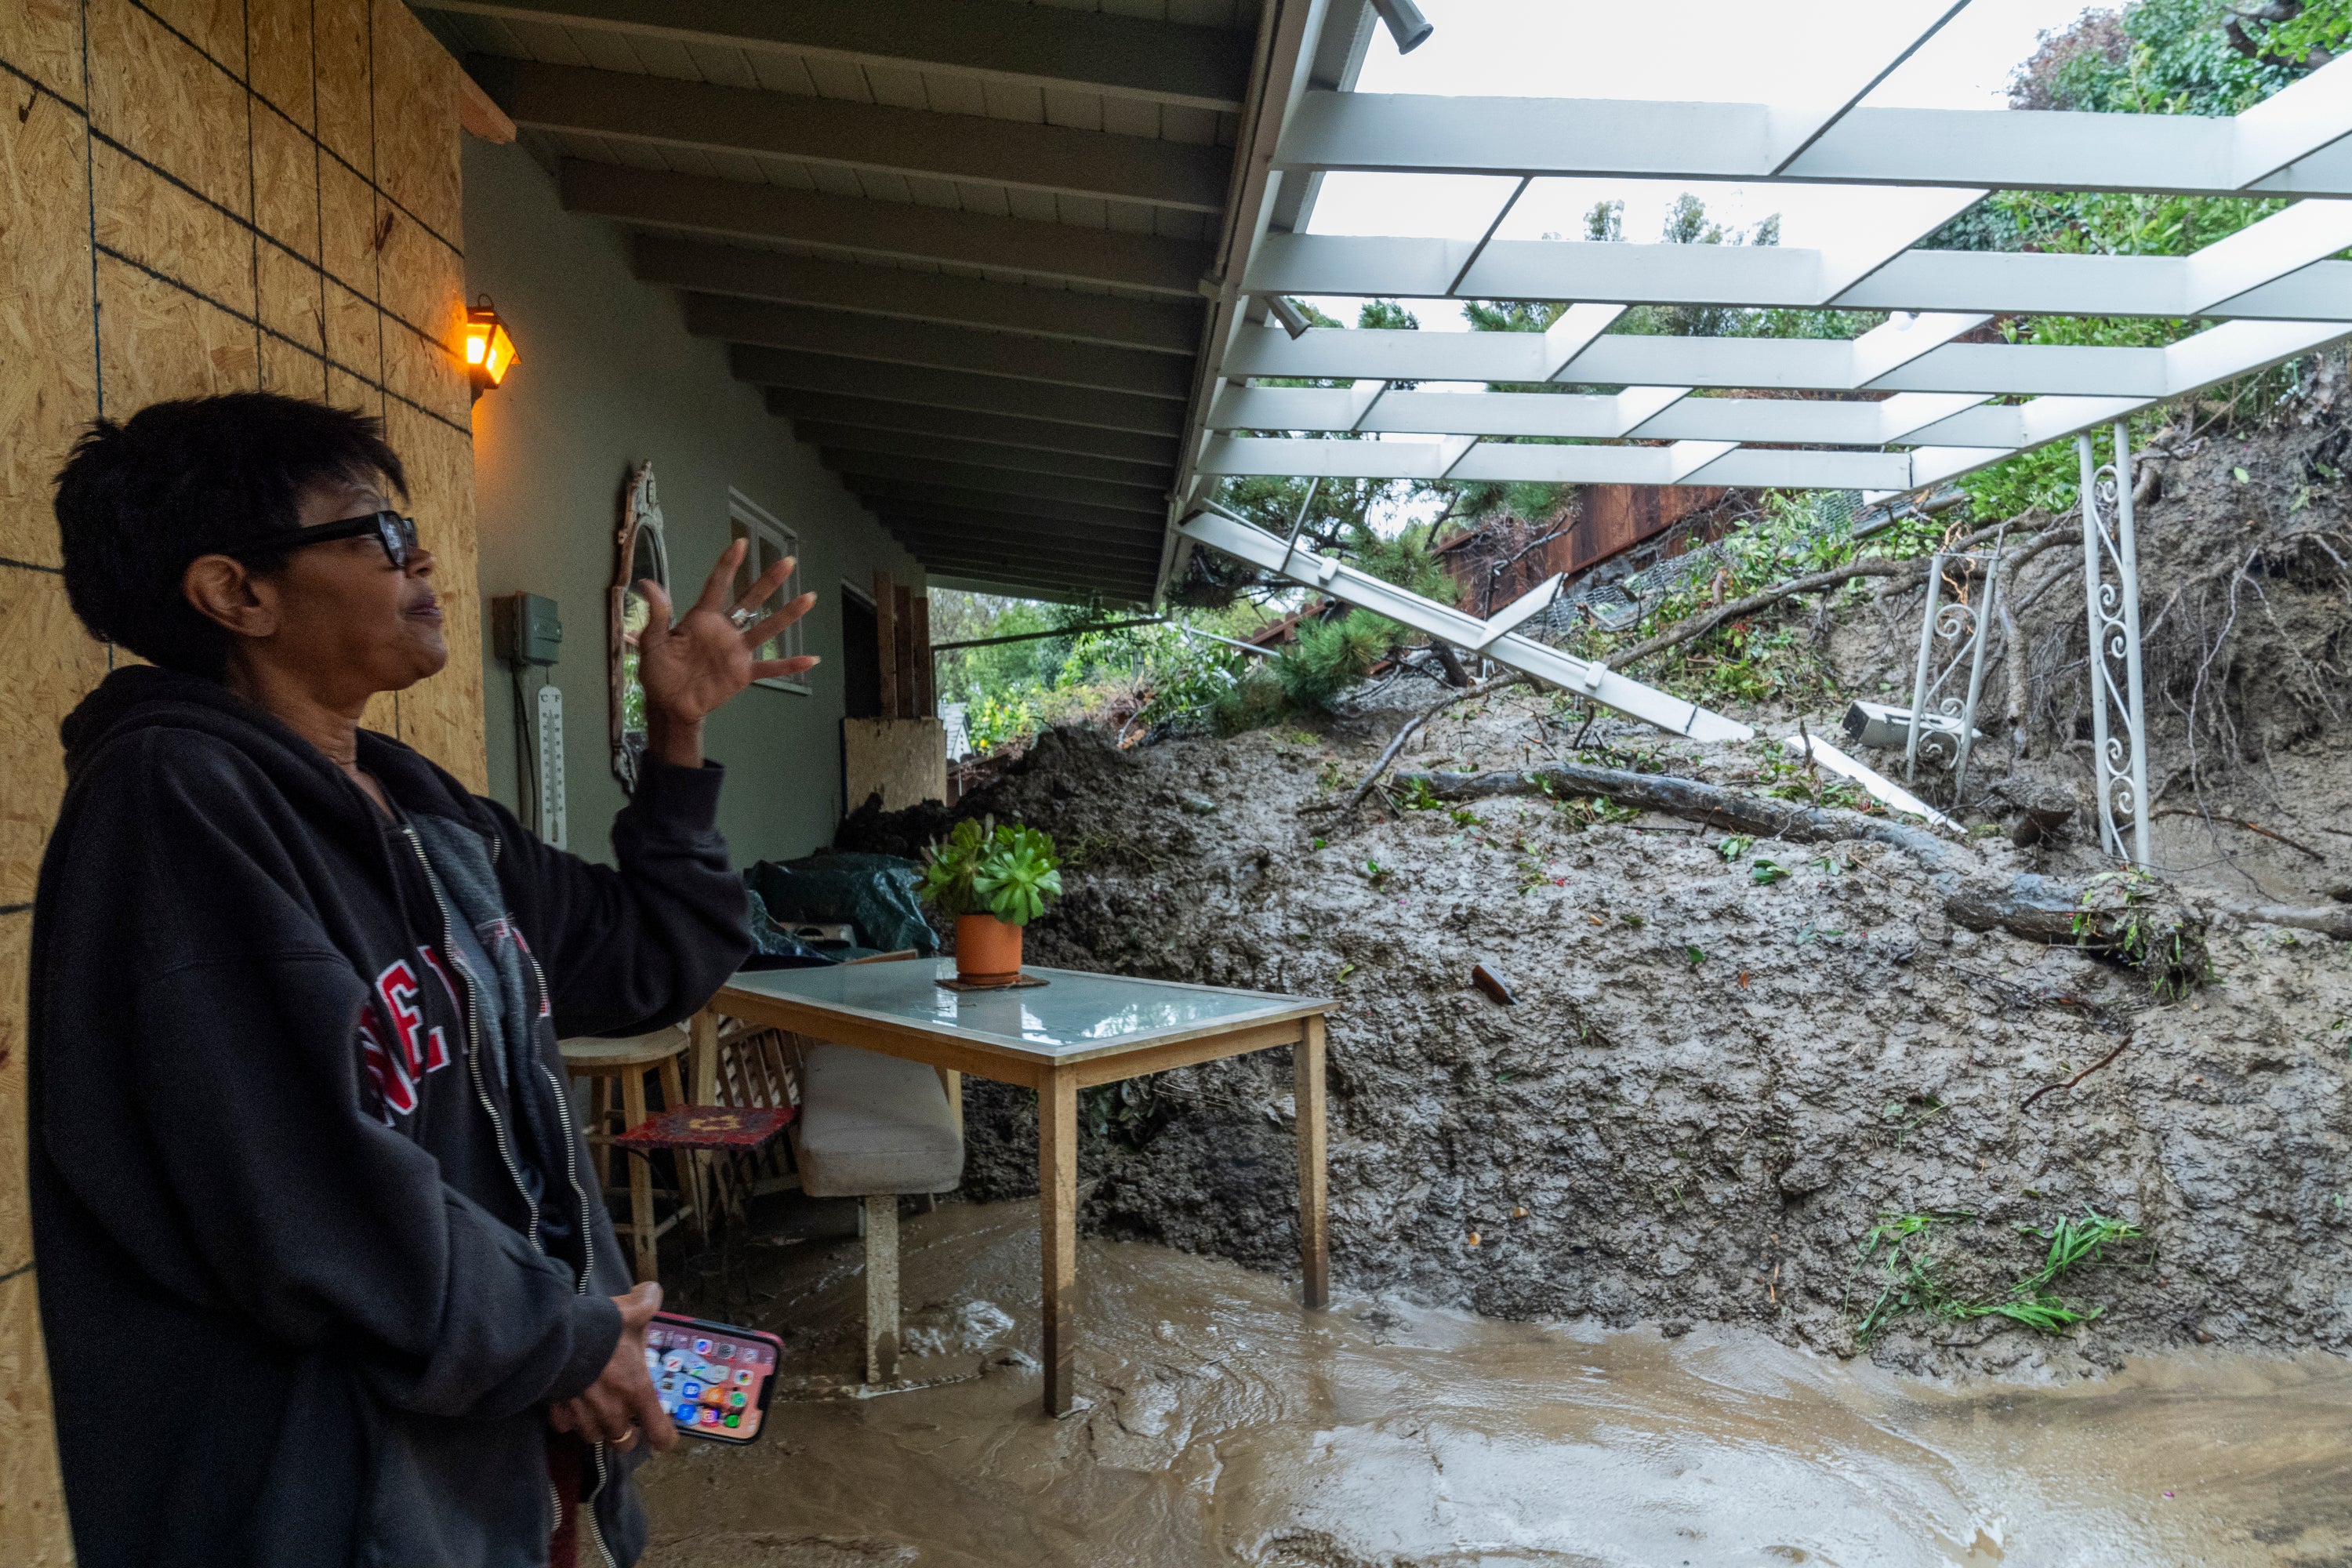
[562,161,1211,296]
[479,57,1229,211]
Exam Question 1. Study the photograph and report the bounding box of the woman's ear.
[183,554,281,640]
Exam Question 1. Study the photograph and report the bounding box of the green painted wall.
[461,140,921,866]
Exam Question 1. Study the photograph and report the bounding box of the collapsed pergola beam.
[475,58,1230,212]
[633,238,1200,354]
[763,390,1180,466]
[734,347,1185,436]
[686,296,1191,399]
[822,451,1166,514]
[1271,59,2352,194]
[426,0,1253,111]
[1177,509,1753,743]
[791,422,1171,487]
[561,162,1210,296]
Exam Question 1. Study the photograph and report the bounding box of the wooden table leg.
[1039,1066,1078,1417]
[687,1010,720,1239]
[1294,1014,1329,1310]
[622,1067,658,1283]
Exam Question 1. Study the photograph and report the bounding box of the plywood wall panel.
[0,0,85,105]
[2,910,36,1263]
[0,571,108,905]
[385,403,486,790]
[252,103,321,260]
[383,319,470,429]
[311,0,373,172]
[86,0,249,220]
[258,243,325,354]
[0,909,72,1568]
[246,0,314,129]
[377,196,463,337]
[93,143,256,321]
[373,1,462,244]
[0,89,96,569]
[260,335,328,400]
[319,149,379,299]
[96,256,260,410]
[325,274,381,381]
[328,364,384,416]
[145,0,245,75]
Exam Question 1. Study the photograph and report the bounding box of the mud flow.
[639,1200,2352,1567]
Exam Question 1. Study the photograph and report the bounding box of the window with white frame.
[728,490,808,693]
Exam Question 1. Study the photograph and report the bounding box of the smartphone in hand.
[646,1311,784,1444]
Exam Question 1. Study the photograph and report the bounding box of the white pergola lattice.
[1164,2,2352,563]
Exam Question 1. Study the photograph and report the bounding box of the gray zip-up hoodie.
[29,666,752,1566]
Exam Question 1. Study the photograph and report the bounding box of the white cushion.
[791,1044,964,1197]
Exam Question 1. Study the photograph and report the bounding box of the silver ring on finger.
[728,607,757,630]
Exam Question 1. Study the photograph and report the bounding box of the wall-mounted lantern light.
[463,296,516,394]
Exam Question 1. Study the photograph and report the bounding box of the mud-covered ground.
[842,411,2352,1378]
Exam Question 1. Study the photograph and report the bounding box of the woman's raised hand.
[634,538,818,766]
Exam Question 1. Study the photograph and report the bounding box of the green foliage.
[916,817,1065,927]
[1853,1209,2146,1343]
[1264,517,1460,712]
[1940,0,2339,517]
[1716,835,1755,862]
[1749,859,1791,886]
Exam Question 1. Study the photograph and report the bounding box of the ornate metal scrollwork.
[1903,543,2005,803]
[2077,428,2152,866]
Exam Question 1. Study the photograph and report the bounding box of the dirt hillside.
[842,405,2352,1379]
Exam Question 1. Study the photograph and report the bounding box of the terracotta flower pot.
[953,913,1023,983]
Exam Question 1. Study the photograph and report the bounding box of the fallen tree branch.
[2021,1036,2135,1110]
[1394,760,2212,986]
[1334,670,1531,813]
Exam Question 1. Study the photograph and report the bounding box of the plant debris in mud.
[1853,1209,2149,1343]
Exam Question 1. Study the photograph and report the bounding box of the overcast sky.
[1301,0,2107,330]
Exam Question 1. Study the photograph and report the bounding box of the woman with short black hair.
[32,391,812,1567]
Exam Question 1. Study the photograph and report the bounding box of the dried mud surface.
[840,423,2352,1379]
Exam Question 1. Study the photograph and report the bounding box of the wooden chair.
[559,1028,701,1283]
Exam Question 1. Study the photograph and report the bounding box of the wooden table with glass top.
[695,959,1333,1416]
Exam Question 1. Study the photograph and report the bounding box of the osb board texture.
[0,0,82,103]
[844,718,950,812]
[87,0,249,220]
[0,89,96,569]
[0,570,110,906]
[2,2,483,1543]
[386,401,487,792]
[0,911,72,1568]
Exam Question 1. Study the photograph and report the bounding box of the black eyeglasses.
[234,510,421,569]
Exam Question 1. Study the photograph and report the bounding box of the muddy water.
[639,1201,2352,1567]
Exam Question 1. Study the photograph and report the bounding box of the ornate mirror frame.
[609,461,670,792]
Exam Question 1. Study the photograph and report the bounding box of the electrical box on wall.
[493,592,563,666]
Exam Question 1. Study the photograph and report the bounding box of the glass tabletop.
[723,960,1328,1061]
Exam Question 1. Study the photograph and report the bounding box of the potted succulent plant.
[916,817,1064,982]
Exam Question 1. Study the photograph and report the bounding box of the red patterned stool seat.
[613,1103,796,1154]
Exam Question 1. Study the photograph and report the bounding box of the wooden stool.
[560,1028,699,1283]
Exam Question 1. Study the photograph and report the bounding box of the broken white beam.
[1782,734,1957,831]
[1177,509,1754,743]
[1470,573,1564,652]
